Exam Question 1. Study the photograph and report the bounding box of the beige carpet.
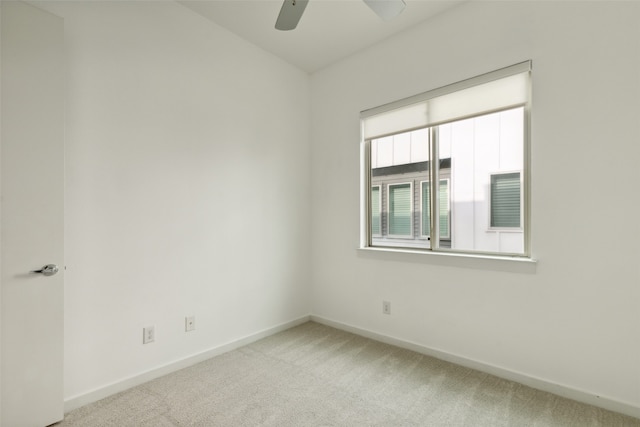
[56,322,640,426]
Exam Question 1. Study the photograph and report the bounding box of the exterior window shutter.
[422,183,430,237]
[491,173,521,227]
[371,186,381,235]
[439,180,449,238]
[388,184,412,236]
[422,180,449,237]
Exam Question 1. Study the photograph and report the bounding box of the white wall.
[311,0,640,414]
[33,1,311,402]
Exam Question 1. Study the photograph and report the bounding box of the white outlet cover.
[143,326,155,344]
[383,301,391,315]
[185,316,195,332]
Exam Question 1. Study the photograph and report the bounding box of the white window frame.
[360,61,532,259]
[386,182,413,238]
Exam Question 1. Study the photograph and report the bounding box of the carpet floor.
[56,321,640,426]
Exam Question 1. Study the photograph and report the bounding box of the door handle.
[32,264,59,276]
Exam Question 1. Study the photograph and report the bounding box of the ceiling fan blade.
[363,0,406,21]
[275,0,309,31]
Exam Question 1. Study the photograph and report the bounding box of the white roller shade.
[362,61,531,140]
[362,103,427,142]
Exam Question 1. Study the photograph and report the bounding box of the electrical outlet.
[383,301,391,315]
[185,316,195,332]
[143,326,155,344]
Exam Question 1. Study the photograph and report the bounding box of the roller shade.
[362,61,531,140]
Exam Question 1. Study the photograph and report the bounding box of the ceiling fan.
[275,0,407,31]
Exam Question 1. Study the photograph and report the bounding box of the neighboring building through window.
[361,62,531,257]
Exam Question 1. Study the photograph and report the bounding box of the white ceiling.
[179,0,464,73]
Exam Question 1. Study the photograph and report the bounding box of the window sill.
[357,246,537,274]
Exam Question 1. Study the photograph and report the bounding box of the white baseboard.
[64,315,311,413]
[310,315,640,420]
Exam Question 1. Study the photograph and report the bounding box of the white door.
[1,2,65,426]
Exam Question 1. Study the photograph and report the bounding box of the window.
[490,172,521,228]
[361,62,531,257]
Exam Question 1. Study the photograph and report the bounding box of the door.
[1,2,65,426]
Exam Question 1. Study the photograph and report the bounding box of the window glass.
[438,108,524,254]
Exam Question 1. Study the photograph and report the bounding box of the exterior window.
[361,61,531,257]
[421,180,450,239]
[491,172,521,228]
[388,183,412,237]
[371,186,381,236]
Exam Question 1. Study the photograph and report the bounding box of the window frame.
[360,61,532,259]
